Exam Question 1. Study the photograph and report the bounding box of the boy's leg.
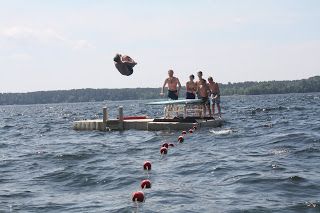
[212,103,215,115]
[207,103,212,117]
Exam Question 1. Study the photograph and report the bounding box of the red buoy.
[168,143,175,147]
[162,143,169,148]
[132,191,145,202]
[193,125,197,130]
[160,147,168,155]
[178,136,184,143]
[188,129,193,134]
[143,161,152,170]
[140,179,152,189]
[182,130,187,135]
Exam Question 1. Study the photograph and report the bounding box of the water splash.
[209,128,233,135]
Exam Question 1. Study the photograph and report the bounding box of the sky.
[0,0,319,93]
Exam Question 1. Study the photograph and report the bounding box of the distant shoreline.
[1,76,319,106]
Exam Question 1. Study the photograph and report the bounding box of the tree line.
[220,76,320,95]
[0,76,319,105]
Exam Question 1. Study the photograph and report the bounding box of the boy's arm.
[216,83,221,95]
[161,79,167,95]
[177,78,181,94]
[195,82,199,93]
[207,84,212,97]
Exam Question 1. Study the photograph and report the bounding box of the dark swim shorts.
[200,97,210,105]
[186,92,195,99]
[126,66,133,76]
[212,93,221,104]
[116,63,134,76]
[168,90,178,100]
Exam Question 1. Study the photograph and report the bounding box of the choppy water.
[0,93,320,212]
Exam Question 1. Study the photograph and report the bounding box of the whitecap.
[209,129,233,135]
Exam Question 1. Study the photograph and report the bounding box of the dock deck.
[73,118,223,131]
[73,103,223,131]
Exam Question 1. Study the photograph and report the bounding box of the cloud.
[0,26,65,42]
[72,39,95,49]
[0,26,94,49]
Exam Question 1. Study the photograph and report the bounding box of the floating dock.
[73,106,223,131]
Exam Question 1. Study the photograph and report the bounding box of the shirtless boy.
[195,71,204,98]
[208,76,221,117]
[113,53,137,76]
[196,71,203,86]
[198,79,212,117]
[161,70,181,100]
[186,74,197,99]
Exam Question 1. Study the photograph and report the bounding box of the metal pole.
[118,106,124,121]
[103,106,108,123]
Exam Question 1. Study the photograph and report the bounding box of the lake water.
[0,93,320,212]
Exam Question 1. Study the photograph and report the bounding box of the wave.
[270,163,286,171]
[288,175,306,183]
[35,169,99,187]
[293,144,320,156]
[219,173,308,187]
[271,147,292,155]
[0,143,8,148]
[268,132,312,145]
[209,128,233,135]
[0,190,33,199]
[2,125,15,129]
[276,201,320,212]
[235,201,320,212]
[249,105,309,115]
[250,106,289,114]
[54,152,95,161]
[38,128,52,134]
[259,123,274,128]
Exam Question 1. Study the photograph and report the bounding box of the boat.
[73,99,223,131]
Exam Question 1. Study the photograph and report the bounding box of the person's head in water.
[197,71,203,79]
[113,54,121,62]
[168,69,174,77]
[189,74,195,81]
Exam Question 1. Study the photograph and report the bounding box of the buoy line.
[131,125,198,206]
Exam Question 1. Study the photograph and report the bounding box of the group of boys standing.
[160,69,221,117]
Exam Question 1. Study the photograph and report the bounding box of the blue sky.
[0,0,319,92]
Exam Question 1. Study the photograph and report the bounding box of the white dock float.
[73,105,223,131]
[73,118,223,131]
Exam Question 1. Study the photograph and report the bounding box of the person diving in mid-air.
[114,53,137,76]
